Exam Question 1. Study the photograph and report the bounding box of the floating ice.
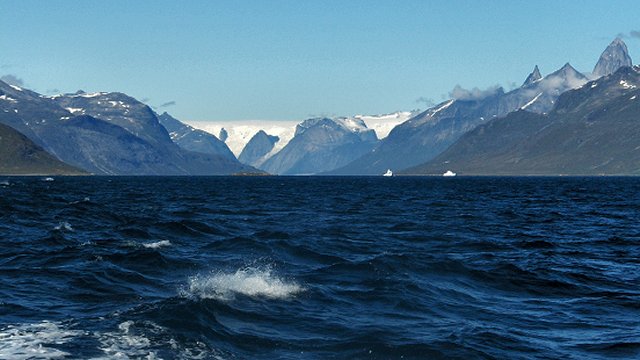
[183,266,304,301]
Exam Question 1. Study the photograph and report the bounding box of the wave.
[0,320,215,360]
[142,240,171,249]
[53,221,73,231]
[182,266,304,301]
[0,321,83,360]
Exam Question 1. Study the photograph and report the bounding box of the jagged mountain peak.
[238,130,280,167]
[559,62,577,73]
[547,63,587,82]
[593,38,633,78]
[522,65,542,86]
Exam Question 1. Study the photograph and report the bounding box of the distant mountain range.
[405,66,640,175]
[0,83,255,175]
[187,111,415,174]
[326,38,633,175]
[0,38,636,176]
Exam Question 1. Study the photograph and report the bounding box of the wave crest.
[183,267,304,301]
[142,240,172,249]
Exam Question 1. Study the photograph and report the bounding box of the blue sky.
[2,1,639,121]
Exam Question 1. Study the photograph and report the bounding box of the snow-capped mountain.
[408,65,640,175]
[331,39,628,175]
[186,111,413,170]
[351,111,418,139]
[52,91,174,148]
[0,83,255,175]
[258,116,379,175]
[187,120,298,158]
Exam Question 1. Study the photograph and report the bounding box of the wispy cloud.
[616,30,640,39]
[159,101,176,108]
[0,74,24,87]
[415,96,435,107]
[449,84,503,101]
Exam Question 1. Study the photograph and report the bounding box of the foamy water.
[53,222,73,231]
[184,267,304,301]
[0,321,212,360]
[143,240,172,249]
[0,322,82,360]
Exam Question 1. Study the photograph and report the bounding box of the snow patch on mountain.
[187,120,298,157]
[521,93,543,110]
[0,95,17,103]
[353,111,417,139]
[187,111,414,158]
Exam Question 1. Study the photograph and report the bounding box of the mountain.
[0,122,85,175]
[52,91,174,148]
[593,38,633,78]
[405,66,640,175]
[238,130,279,167]
[260,117,378,174]
[187,121,298,159]
[522,65,542,86]
[157,112,236,160]
[0,82,255,175]
[186,111,413,167]
[331,63,588,175]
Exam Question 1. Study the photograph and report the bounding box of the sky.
[2,1,640,122]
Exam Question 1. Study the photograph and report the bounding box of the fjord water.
[1,177,639,359]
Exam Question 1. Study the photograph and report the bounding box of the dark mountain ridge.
[405,66,640,175]
[0,122,85,175]
[331,39,628,175]
[0,82,255,175]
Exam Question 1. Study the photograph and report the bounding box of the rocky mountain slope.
[238,130,279,168]
[0,82,254,175]
[331,39,630,175]
[405,66,640,175]
[157,112,236,160]
[0,122,85,175]
[260,117,379,175]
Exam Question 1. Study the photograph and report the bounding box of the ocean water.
[0,176,639,359]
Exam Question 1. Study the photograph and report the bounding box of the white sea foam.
[143,240,172,249]
[0,320,214,359]
[92,321,158,360]
[91,321,213,360]
[69,197,90,205]
[183,267,304,301]
[53,222,73,231]
[0,321,83,360]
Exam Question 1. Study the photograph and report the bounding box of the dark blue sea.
[0,176,639,359]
